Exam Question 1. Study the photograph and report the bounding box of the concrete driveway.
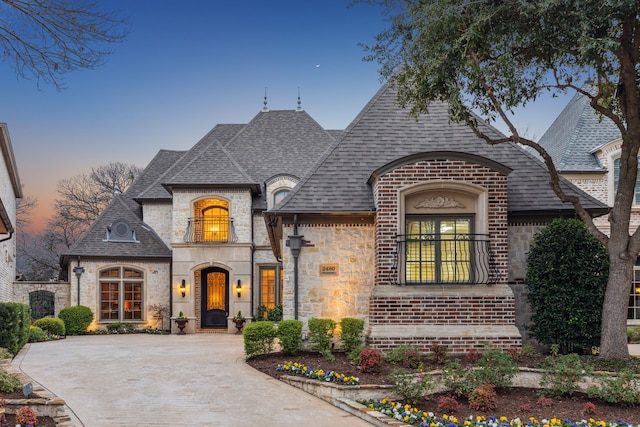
[11,334,373,427]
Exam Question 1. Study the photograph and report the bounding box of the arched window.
[99,267,144,321]
[273,189,289,206]
[186,198,231,243]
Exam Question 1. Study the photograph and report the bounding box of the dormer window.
[273,189,289,206]
[105,220,138,242]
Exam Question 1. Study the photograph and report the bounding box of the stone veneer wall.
[66,259,171,330]
[368,159,520,353]
[508,222,547,343]
[12,281,71,317]
[142,202,173,247]
[0,150,17,301]
[281,223,375,327]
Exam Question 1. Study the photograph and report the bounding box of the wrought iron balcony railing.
[183,217,238,243]
[393,233,500,285]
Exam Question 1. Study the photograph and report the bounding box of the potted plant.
[232,310,246,333]
[175,311,188,335]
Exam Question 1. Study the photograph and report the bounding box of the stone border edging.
[2,347,77,427]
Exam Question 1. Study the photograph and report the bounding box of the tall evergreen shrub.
[526,218,608,353]
[0,302,31,354]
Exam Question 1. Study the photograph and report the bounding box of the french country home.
[57,81,607,351]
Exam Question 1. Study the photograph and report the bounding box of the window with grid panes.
[99,267,144,321]
[259,266,283,317]
[629,267,640,321]
[405,215,473,284]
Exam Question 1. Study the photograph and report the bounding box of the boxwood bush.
[243,321,276,359]
[277,319,303,355]
[58,305,94,335]
[33,317,66,337]
[308,317,336,361]
[28,325,50,343]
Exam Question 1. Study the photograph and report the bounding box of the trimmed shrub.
[339,317,365,354]
[526,218,608,353]
[28,325,50,343]
[243,321,276,359]
[0,302,31,355]
[308,317,336,361]
[34,317,66,337]
[58,305,94,335]
[0,368,21,392]
[277,319,303,355]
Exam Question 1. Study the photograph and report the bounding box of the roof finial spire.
[262,87,269,112]
[296,87,302,111]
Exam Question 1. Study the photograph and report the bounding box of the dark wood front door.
[200,267,229,328]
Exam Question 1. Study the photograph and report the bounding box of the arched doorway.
[200,267,229,328]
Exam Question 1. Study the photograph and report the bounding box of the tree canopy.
[0,0,128,89]
[360,0,640,358]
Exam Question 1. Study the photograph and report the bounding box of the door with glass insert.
[200,267,229,327]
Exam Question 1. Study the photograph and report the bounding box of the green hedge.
[28,326,50,343]
[277,320,303,355]
[308,317,337,361]
[33,317,66,337]
[243,321,276,359]
[0,302,31,355]
[58,305,94,335]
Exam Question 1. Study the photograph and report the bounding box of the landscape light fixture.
[236,280,242,298]
[180,280,186,298]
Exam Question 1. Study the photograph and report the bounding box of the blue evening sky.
[1,1,570,233]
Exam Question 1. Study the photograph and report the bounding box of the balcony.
[393,233,499,285]
[183,217,238,243]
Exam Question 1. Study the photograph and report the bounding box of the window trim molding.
[397,181,489,286]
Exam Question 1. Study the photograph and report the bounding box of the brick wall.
[367,158,520,353]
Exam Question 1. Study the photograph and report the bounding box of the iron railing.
[183,217,238,243]
[393,233,499,285]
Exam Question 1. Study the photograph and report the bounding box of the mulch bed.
[246,351,640,424]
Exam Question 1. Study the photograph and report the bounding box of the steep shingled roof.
[272,80,607,216]
[62,193,171,260]
[536,89,620,172]
[221,109,336,184]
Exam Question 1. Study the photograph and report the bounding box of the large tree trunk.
[599,254,632,359]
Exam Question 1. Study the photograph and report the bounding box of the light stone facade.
[0,127,18,301]
[12,281,71,317]
[281,223,375,327]
[142,202,173,246]
[67,259,171,331]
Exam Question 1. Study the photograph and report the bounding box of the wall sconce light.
[180,280,186,298]
[236,280,242,298]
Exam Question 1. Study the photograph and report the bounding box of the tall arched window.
[186,198,231,243]
[99,267,144,321]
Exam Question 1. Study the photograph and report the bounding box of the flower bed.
[276,360,360,385]
[359,398,639,427]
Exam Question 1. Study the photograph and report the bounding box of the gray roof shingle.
[272,80,607,215]
[537,89,620,171]
[62,193,171,259]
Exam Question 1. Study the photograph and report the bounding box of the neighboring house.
[60,81,606,351]
[0,124,23,301]
[535,88,640,325]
